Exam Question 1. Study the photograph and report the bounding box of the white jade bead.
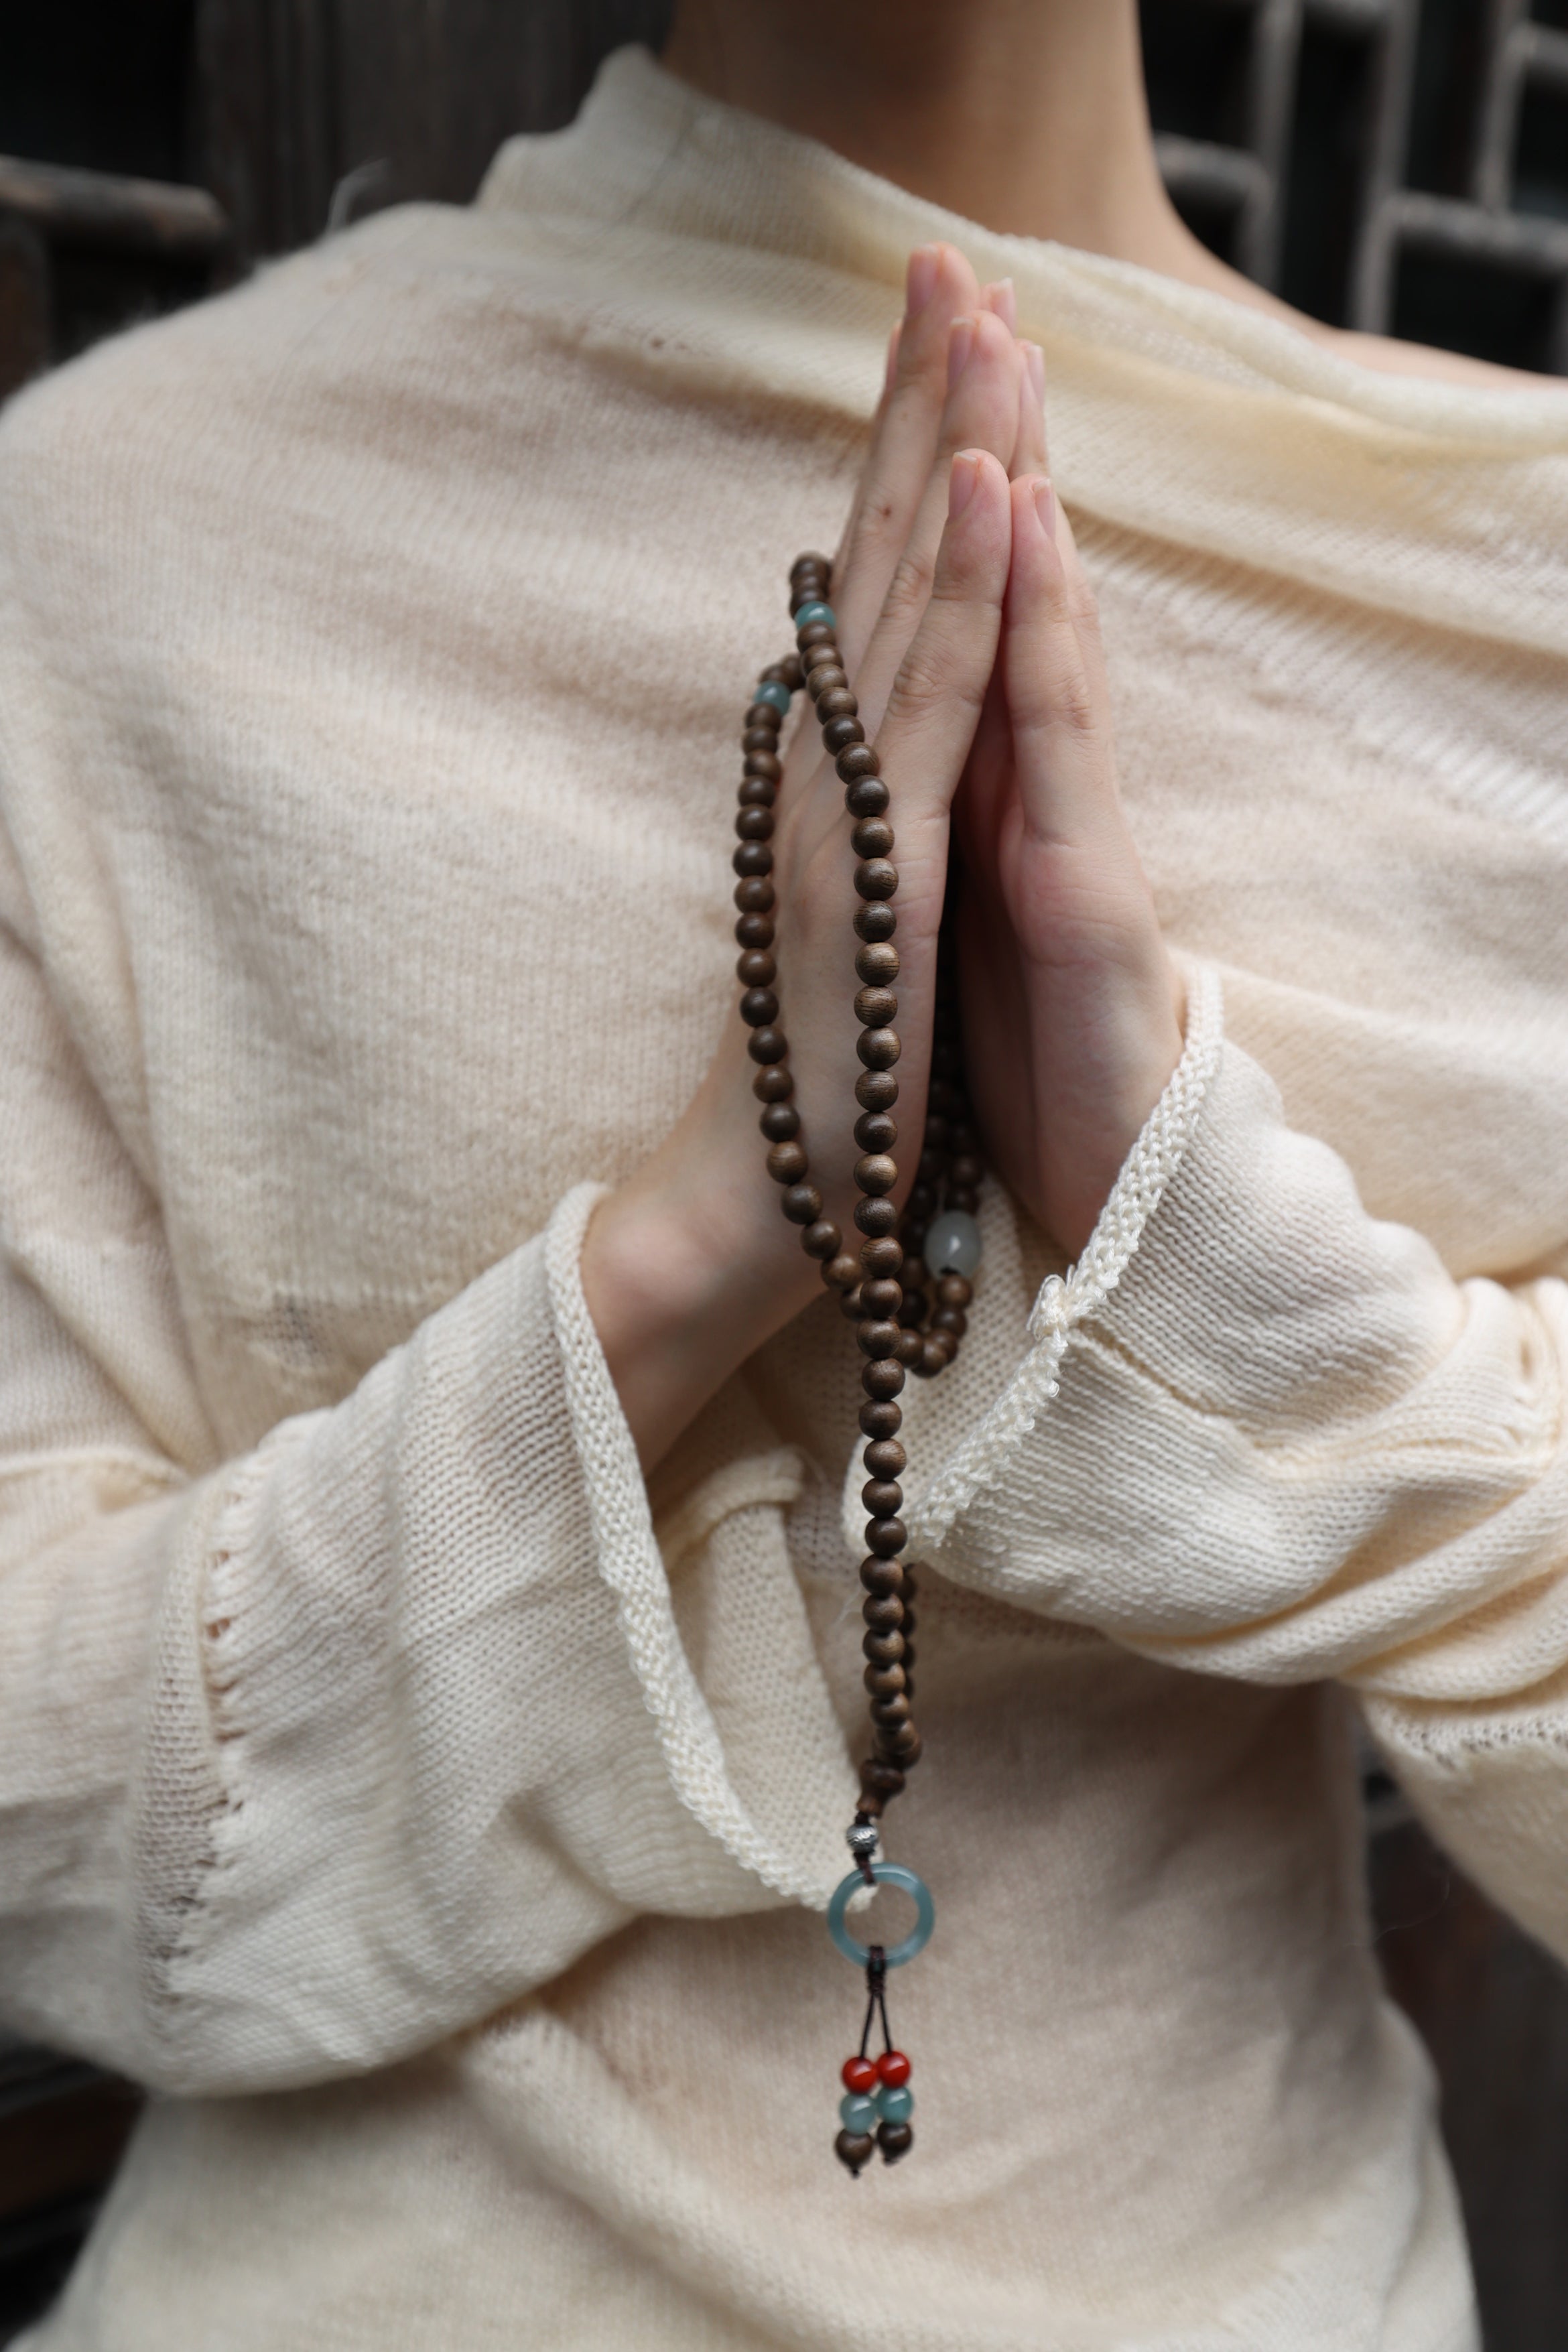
[922,1209,982,1280]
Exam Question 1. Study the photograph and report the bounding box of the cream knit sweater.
[3,46,1567,2352]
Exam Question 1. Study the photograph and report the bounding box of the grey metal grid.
[1151,0,1568,371]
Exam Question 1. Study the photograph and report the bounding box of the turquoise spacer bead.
[875,2085,913,2125]
[752,679,792,715]
[840,2092,878,2134]
[792,600,836,632]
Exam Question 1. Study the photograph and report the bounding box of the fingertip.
[884,318,903,395]
[905,246,939,316]
[1010,470,1053,534]
[950,446,1012,526]
[1023,342,1046,407]
[981,277,1017,332]
[948,448,984,519]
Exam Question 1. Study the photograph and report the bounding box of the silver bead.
[846,1821,880,1863]
[922,1207,982,1280]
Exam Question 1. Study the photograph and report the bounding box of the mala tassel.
[835,1950,916,2175]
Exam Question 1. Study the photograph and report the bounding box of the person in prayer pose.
[1,3,1565,2345]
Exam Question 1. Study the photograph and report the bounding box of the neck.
[660,0,1210,281]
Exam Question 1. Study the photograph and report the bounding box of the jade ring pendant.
[827,1861,935,1969]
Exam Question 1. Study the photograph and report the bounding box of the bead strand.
[732,553,990,2176]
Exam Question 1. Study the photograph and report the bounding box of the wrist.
[581,1102,818,1472]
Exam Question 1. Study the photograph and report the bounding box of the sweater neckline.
[472,45,1568,659]
[479,44,1568,448]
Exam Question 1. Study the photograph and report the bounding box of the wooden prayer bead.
[870,1693,911,1729]
[951,1153,984,1188]
[862,1480,903,1518]
[742,726,779,755]
[743,749,782,781]
[797,621,834,652]
[862,1592,905,1633]
[738,775,776,808]
[860,1760,905,1804]
[893,1328,923,1368]
[948,1187,980,1215]
[856,941,900,985]
[816,688,857,723]
[856,1027,901,1070]
[840,1283,866,1322]
[734,878,775,913]
[857,1318,903,1360]
[854,1153,898,1195]
[803,1221,842,1261]
[783,1183,823,1224]
[844,775,891,819]
[862,1629,905,1668]
[851,818,894,860]
[753,1063,793,1100]
[860,1555,905,1596]
[759,1102,799,1142]
[734,806,775,841]
[937,1274,973,1309]
[828,1253,863,1291]
[864,1662,907,1699]
[735,913,775,950]
[854,1110,897,1153]
[767,1140,807,1183]
[854,858,899,901]
[855,1067,899,1112]
[736,950,776,986]
[854,986,898,1029]
[931,1306,967,1337]
[863,1439,907,1478]
[748,1025,787,1063]
[860,1238,903,1281]
[837,743,880,782]
[854,1196,899,1238]
[733,842,773,878]
[739,987,779,1026]
[860,1277,903,1318]
[823,716,865,755]
[854,902,897,943]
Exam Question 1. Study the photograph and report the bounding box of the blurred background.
[1,0,1566,2343]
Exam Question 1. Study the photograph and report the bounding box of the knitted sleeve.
[0,891,849,2097]
[911,964,1568,1965]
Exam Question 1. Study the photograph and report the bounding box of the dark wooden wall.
[194,0,675,262]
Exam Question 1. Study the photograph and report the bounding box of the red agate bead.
[877,2049,911,2088]
[841,2054,878,2094]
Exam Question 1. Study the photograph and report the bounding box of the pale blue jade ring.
[827,1861,935,1969]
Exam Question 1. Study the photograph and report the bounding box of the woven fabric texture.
[1,42,1566,2352]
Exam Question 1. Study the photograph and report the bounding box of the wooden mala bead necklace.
[731,553,986,2178]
